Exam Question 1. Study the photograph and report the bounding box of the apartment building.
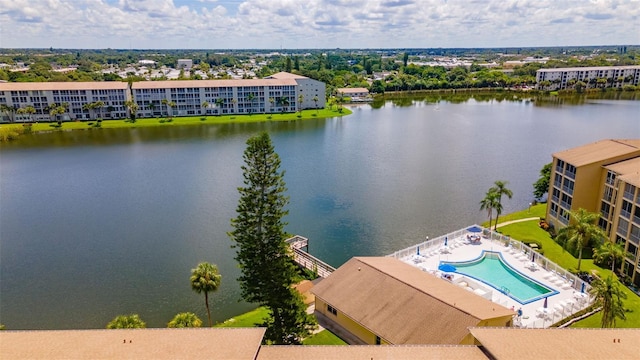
[0,72,326,122]
[0,82,130,122]
[536,65,640,90]
[546,139,640,286]
[131,72,325,118]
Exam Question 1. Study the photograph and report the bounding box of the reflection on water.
[371,90,639,109]
[1,94,639,330]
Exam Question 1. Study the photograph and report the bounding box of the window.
[556,159,565,174]
[327,305,337,316]
[552,188,560,203]
[606,171,617,186]
[618,218,629,237]
[375,336,381,345]
[624,183,636,200]
[550,202,558,217]
[631,225,640,246]
[600,202,611,219]
[562,178,574,195]
[621,200,632,219]
[565,163,576,179]
[603,186,614,202]
[561,193,572,210]
[553,174,562,188]
[598,217,608,232]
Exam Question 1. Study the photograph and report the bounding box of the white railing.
[387,224,591,295]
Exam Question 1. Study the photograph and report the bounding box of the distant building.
[536,65,640,90]
[546,139,640,286]
[336,87,370,99]
[0,82,130,122]
[176,59,193,70]
[312,257,514,345]
[131,72,325,117]
[138,59,156,66]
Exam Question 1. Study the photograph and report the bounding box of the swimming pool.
[441,251,557,304]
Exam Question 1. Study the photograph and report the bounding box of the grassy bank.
[0,107,351,141]
[491,204,639,328]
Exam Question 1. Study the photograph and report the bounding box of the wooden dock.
[286,235,335,278]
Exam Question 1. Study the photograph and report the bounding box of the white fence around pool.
[386,224,590,295]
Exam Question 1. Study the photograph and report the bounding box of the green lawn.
[481,203,546,228]
[303,330,348,345]
[215,307,347,345]
[0,108,352,137]
[215,307,269,328]
[497,217,640,328]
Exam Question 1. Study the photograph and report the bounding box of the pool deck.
[393,230,593,328]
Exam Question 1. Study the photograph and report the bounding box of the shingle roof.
[311,257,514,345]
[553,139,640,167]
[257,345,488,360]
[470,327,640,360]
[0,328,265,360]
[0,82,128,91]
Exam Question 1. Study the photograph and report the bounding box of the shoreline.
[0,107,352,142]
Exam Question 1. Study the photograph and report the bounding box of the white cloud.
[0,0,637,48]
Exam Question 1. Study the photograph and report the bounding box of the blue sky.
[0,0,638,49]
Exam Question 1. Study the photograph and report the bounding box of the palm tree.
[556,208,606,270]
[124,100,139,123]
[215,98,224,115]
[94,101,105,120]
[594,240,626,273]
[190,262,221,327]
[268,97,275,113]
[168,101,176,119]
[201,101,209,116]
[297,94,304,115]
[167,312,203,328]
[490,180,513,229]
[479,189,500,229]
[82,102,95,120]
[589,276,627,328]
[106,314,146,329]
[246,93,255,115]
[313,95,319,113]
[278,97,289,113]
[161,99,169,116]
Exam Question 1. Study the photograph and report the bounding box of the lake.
[1,93,639,329]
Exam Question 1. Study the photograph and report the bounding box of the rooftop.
[130,78,297,89]
[0,328,265,360]
[257,345,487,360]
[312,256,513,345]
[0,82,128,91]
[604,156,640,187]
[537,65,640,72]
[552,139,640,167]
[470,328,640,360]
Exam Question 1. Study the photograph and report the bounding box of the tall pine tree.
[229,132,316,344]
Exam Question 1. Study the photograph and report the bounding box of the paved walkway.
[495,217,539,228]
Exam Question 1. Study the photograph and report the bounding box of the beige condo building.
[546,139,640,286]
